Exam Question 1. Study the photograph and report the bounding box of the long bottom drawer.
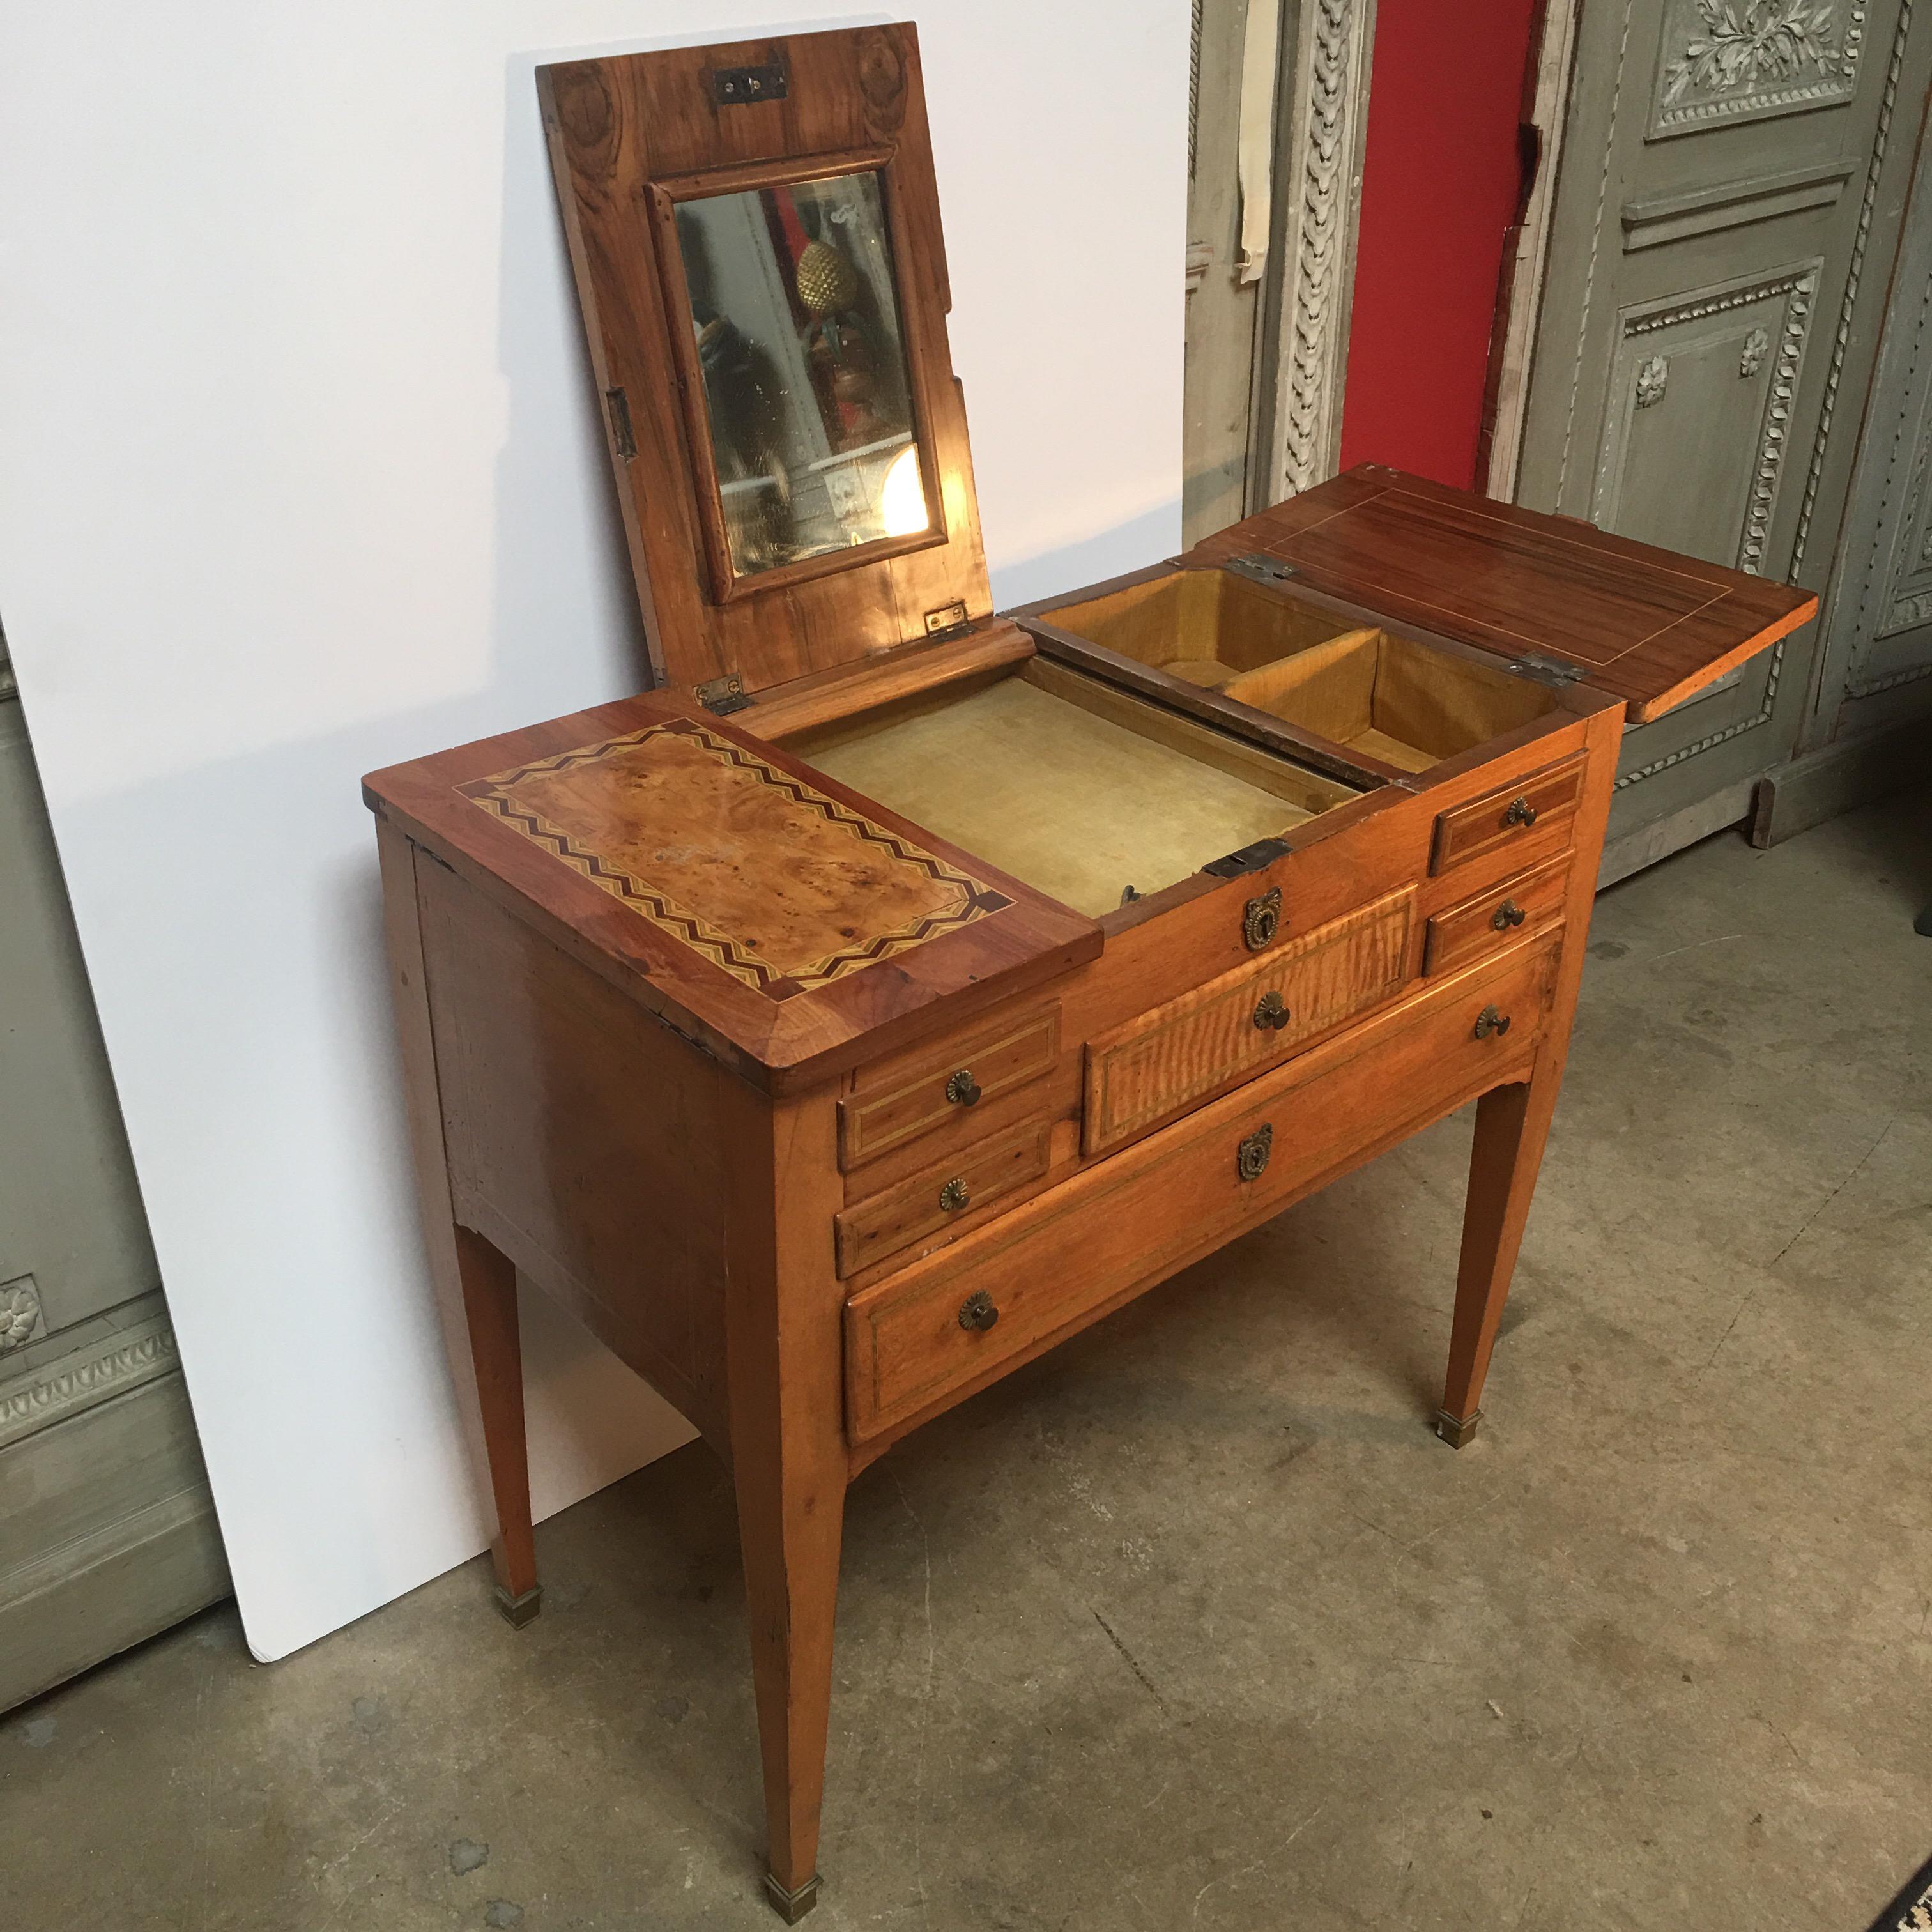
[843,933,1560,1445]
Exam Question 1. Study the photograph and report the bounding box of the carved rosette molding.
[1635,355,1671,406]
[0,1314,181,1451]
[1740,326,1771,376]
[1268,0,1375,496]
[1618,0,1913,790]
[1650,0,1865,137]
[0,1278,41,1353]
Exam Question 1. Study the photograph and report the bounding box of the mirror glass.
[673,169,930,578]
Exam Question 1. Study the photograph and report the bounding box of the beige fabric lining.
[795,675,1315,918]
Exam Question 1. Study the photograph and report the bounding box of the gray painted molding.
[1264,0,1376,497]
[0,1312,180,1451]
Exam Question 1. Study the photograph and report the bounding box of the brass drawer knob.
[945,1068,981,1107]
[1503,795,1538,828]
[958,1289,999,1333]
[1473,1004,1512,1039]
[938,1176,971,1213]
[1252,990,1291,1031]
[1242,886,1282,951]
[1236,1123,1273,1182]
[1491,898,1528,931]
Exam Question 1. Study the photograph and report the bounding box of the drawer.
[1423,852,1569,977]
[845,935,1558,1444]
[839,1004,1059,1173]
[834,1118,1052,1278]
[1082,888,1415,1156]
[1430,754,1584,876]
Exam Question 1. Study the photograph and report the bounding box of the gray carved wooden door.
[0,632,227,1710]
[1513,0,1932,874]
[1802,114,1932,756]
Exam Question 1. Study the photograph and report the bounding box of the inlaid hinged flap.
[1179,466,1820,723]
[538,26,990,705]
[364,691,1100,1094]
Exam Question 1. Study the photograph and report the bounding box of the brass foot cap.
[763,1872,822,1922]
[1433,1408,1482,1450]
[493,1583,544,1629]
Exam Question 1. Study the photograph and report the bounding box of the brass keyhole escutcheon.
[938,1176,971,1213]
[1236,1123,1273,1182]
[1503,795,1538,829]
[1491,898,1527,931]
[1242,886,1282,951]
[1473,1004,1512,1040]
[945,1068,981,1107]
[1252,990,1291,1032]
[958,1289,999,1333]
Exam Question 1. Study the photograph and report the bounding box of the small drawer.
[844,936,1558,1445]
[1423,854,1570,977]
[1430,755,1585,876]
[840,1006,1059,1173]
[1082,888,1414,1156]
[834,1118,1052,1278]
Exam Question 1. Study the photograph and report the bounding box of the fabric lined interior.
[790,661,1359,918]
[1045,569,1558,770]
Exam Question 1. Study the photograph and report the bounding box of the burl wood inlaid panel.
[460,720,1011,999]
[1083,887,1416,1156]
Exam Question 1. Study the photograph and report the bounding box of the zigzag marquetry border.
[461,721,1009,999]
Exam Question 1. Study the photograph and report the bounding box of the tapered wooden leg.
[452,1223,542,1624]
[735,1454,843,1922]
[1436,1069,1561,1446]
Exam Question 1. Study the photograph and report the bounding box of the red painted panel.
[1338,0,1540,491]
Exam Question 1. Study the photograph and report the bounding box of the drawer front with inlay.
[845,935,1560,1445]
[1082,888,1415,1156]
[840,1006,1059,1173]
[1430,754,1584,876]
[1423,852,1570,977]
[834,1117,1053,1277]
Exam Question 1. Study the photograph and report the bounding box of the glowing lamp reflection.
[878,444,930,537]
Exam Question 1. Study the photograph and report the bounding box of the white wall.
[0,4,1184,1662]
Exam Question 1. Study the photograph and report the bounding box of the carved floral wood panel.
[1650,0,1867,137]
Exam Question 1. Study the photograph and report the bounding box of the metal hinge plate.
[923,601,972,643]
[1202,836,1291,878]
[695,673,751,716]
[1220,553,1301,588]
[1507,650,1590,687]
[710,60,787,106]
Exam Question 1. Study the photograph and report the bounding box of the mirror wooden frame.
[647,145,951,606]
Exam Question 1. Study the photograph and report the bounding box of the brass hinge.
[1507,650,1588,687]
[923,601,972,643]
[695,673,751,715]
[604,387,636,461]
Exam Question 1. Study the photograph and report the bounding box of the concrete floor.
[7,792,1930,1931]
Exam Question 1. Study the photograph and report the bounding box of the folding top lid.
[539,25,991,704]
[1181,466,1818,723]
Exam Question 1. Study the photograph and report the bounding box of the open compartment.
[783,656,1360,918]
[1034,567,1560,777]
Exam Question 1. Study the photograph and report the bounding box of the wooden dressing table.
[364,26,1815,1919]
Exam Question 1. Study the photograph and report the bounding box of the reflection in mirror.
[673,169,930,578]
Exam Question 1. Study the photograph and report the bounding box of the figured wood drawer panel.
[840,1006,1059,1173]
[1423,853,1570,977]
[845,936,1560,1445]
[1430,755,1585,876]
[1082,888,1415,1156]
[834,1118,1053,1278]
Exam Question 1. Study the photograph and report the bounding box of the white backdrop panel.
[0,3,1184,1662]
